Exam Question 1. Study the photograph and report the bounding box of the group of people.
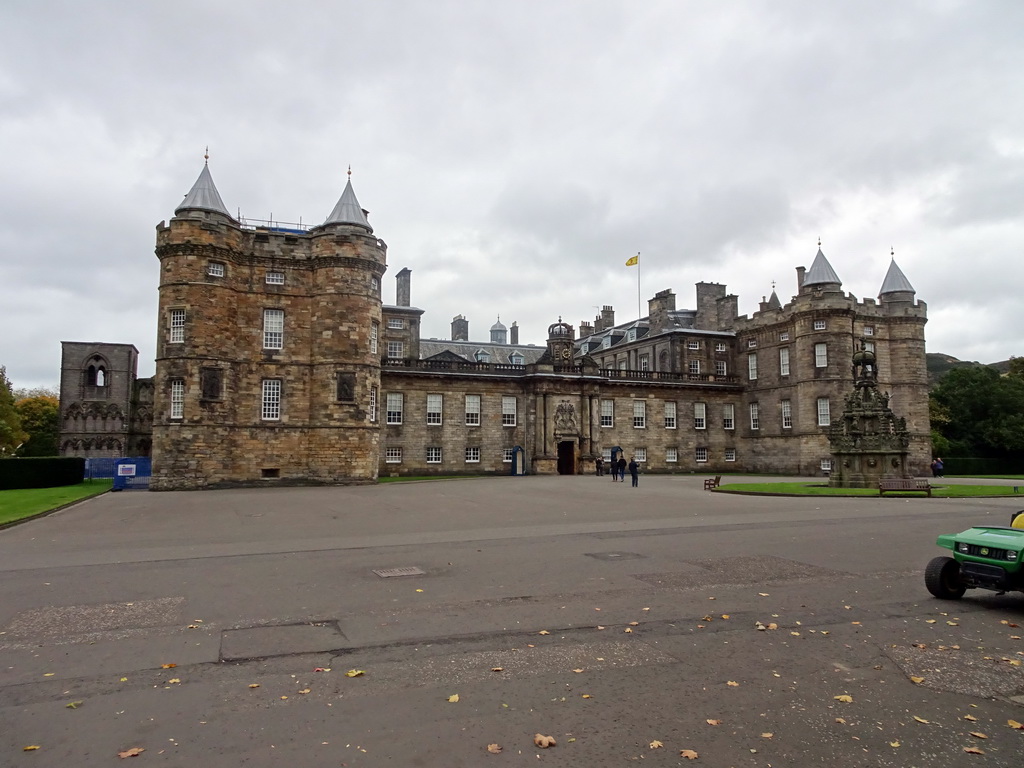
[930,457,945,477]
[595,455,640,487]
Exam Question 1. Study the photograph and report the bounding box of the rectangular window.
[664,401,677,429]
[715,360,727,377]
[723,403,735,430]
[601,336,612,349]
[600,399,614,428]
[385,447,402,464]
[369,386,378,422]
[387,341,404,359]
[779,347,790,376]
[465,447,481,463]
[602,447,612,462]
[261,379,281,420]
[207,261,225,277]
[687,340,700,350]
[688,360,701,375]
[169,309,186,344]
[821,458,833,472]
[693,402,706,430]
[747,338,757,348]
[815,342,828,368]
[426,394,443,425]
[725,449,736,462]
[695,447,708,463]
[715,342,727,352]
[170,379,184,420]
[817,397,831,426]
[387,318,404,329]
[863,341,875,353]
[633,400,646,429]
[465,394,481,426]
[502,396,517,426]
[336,372,356,402]
[265,271,285,285]
[639,355,650,371]
[813,320,826,331]
[864,326,874,336]
[779,332,789,341]
[627,329,637,342]
[370,322,378,355]
[263,309,284,349]
[748,353,758,380]
[618,360,627,371]
[635,447,647,463]
[386,392,403,424]
[502,448,514,463]
[426,447,442,464]
[782,399,792,429]
[750,403,760,430]
[666,447,678,463]
[200,367,222,400]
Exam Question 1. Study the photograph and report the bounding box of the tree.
[930,365,1024,457]
[0,366,27,456]
[15,395,60,456]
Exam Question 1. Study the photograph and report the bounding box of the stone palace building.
[58,161,931,489]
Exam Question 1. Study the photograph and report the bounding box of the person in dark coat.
[595,457,604,476]
[628,456,639,487]
[617,456,627,482]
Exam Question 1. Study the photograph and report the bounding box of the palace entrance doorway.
[557,440,577,475]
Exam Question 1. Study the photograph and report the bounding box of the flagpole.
[637,252,642,319]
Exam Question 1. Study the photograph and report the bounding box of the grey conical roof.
[491,318,507,331]
[324,179,372,231]
[175,162,230,216]
[767,289,782,310]
[879,259,915,294]
[802,248,842,286]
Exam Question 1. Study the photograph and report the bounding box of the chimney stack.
[451,315,469,341]
[396,267,411,307]
[510,322,519,345]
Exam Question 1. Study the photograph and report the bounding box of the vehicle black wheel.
[925,556,966,600]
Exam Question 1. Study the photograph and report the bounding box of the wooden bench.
[704,475,722,490]
[878,478,932,497]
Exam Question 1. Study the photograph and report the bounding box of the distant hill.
[926,353,1012,387]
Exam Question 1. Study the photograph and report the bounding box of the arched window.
[95,367,106,387]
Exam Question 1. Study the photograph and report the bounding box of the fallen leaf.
[727,681,740,687]
[851,621,861,625]
[23,746,41,751]
[834,694,853,703]
[910,676,925,684]
[702,615,714,622]
[791,631,801,636]
[890,740,900,747]
[970,732,988,739]
[1007,719,1024,730]
[761,732,773,739]
[706,719,721,726]
[534,734,556,748]
[758,592,769,596]
[345,669,365,677]
[721,615,730,620]
[820,630,830,635]
[486,743,502,754]
[120,677,128,682]
[161,664,176,669]
[835,718,847,724]
[624,627,633,633]
[298,688,311,694]
[66,701,83,709]
[925,619,936,624]
[527,644,535,647]
[248,684,260,688]
[767,623,778,630]
[118,747,145,758]
[491,667,504,672]
[913,716,929,724]
[280,696,288,700]
[596,625,606,630]
[756,622,766,631]
[963,747,985,754]
[680,749,699,759]
[581,694,592,699]
[415,589,423,592]
[43,673,54,677]
[573,668,584,674]
[629,621,639,626]
[448,694,460,703]
[948,621,959,626]
[649,740,663,749]
[642,607,651,611]
[964,714,978,721]
[313,667,331,672]
[538,630,550,635]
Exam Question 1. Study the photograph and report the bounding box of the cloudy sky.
[2,0,1022,389]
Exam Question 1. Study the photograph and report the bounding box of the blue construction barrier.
[85,457,120,480]
[112,458,152,490]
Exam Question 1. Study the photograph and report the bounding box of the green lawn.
[377,475,485,483]
[0,480,113,526]
[717,482,1024,498]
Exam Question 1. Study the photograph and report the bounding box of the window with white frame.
[815,342,828,368]
[747,338,757,348]
[666,447,678,463]
[748,353,758,380]
[864,326,874,336]
[265,271,285,285]
[688,360,701,375]
[863,341,874,353]
[781,399,792,429]
[780,332,789,341]
[370,322,378,355]
[618,360,627,370]
[601,399,613,427]
[207,261,225,277]
[370,276,379,293]
[750,402,760,430]
[601,336,612,349]
[695,446,708,463]
[502,396,517,426]
[369,386,378,422]
[715,342,727,352]
[633,400,646,429]
[426,447,442,464]
[385,447,402,463]
[779,347,790,376]
[386,392,403,424]
[688,340,700,350]
[715,360,727,377]
[502,448,514,463]
[817,397,831,426]
[635,447,647,462]
[263,309,284,349]
[821,458,833,472]
[465,394,481,426]
[261,379,282,420]
[725,448,736,462]
[465,447,480,463]
[170,379,184,420]
[169,309,185,344]
[813,319,826,331]
[723,403,735,430]
[694,402,706,430]
[602,447,612,462]
[627,329,637,342]
[387,341,404,359]
[510,353,525,365]
[475,349,490,363]
[387,318,404,329]
[664,401,677,429]
[426,394,443,425]
[640,355,650,371]
[579,343,589,355]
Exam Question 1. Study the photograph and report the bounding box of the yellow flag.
[625,254,639,267]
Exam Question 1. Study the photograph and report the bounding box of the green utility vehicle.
[925,512,1024,599]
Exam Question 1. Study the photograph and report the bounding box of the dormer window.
[510,353,525,365]
[627,329,637,342]
[579,343,589,355]
[475,349,490,363]
[601,336,612,349]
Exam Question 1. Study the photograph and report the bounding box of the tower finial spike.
[347,164,352,179]
[817,236,821,248]
[771,280,776,291]
[891,245,895,258]
[204,146,209,164]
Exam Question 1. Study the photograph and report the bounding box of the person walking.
[617,456,627,482]
[930,458,939,478]
[628,456,639,487]
[595,456,604,477]
[935,457,944,478]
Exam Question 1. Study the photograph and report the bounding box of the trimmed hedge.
[943,457,1024,476]
[0,457,85,490]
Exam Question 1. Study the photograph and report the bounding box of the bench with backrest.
[704,475,722,490]
[878,478,932,497]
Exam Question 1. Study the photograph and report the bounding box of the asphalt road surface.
[2,475,1023,767]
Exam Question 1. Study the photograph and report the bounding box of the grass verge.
[718,482,1024,498]
[0,480,113,526]
[377,475,485,483]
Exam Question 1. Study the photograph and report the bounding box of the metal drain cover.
[372,566,427,578]
[585,551,645,561]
